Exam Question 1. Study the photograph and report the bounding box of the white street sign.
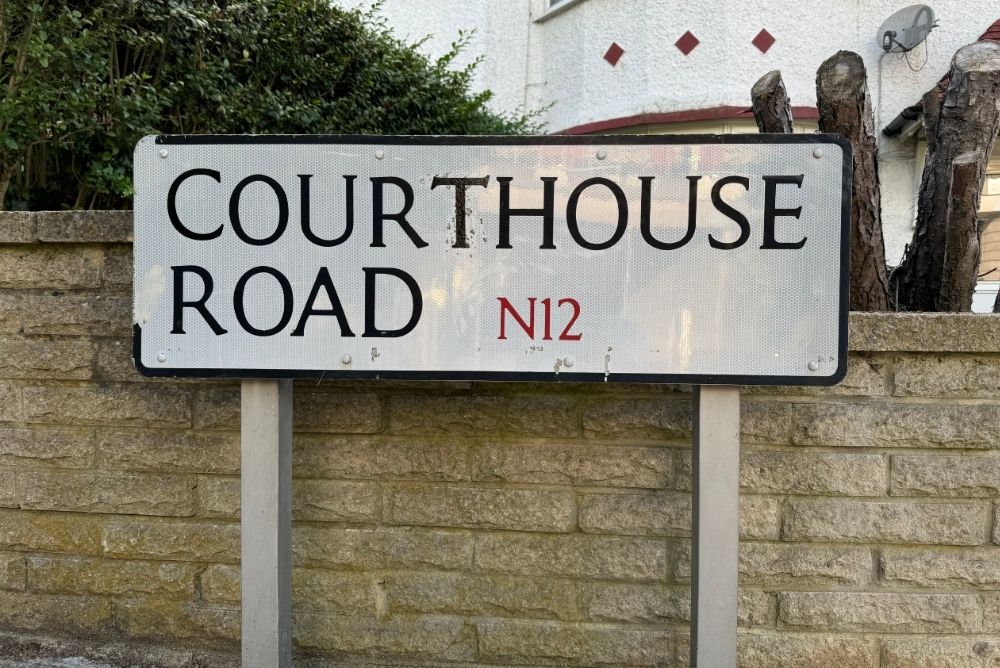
[133,135,849,384]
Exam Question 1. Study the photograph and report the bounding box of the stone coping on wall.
[0,210,133,244]
[3,210,999,354]
[849,312,1000,353]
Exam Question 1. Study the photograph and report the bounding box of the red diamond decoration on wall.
[604,42,624,66]
[752,29,775,53]
[675,31,699,55]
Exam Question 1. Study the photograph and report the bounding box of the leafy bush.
[0,0,537,210]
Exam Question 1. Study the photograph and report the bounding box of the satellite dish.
[878,4,937,52]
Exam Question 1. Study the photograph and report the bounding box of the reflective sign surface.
[133,135,849,384]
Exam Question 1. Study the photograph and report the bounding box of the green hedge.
[1,0,537,210]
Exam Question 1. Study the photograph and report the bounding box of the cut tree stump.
[938,158,983,310]
[816,50,890,311]
[891,41,1000,311]
[751,70,794,133]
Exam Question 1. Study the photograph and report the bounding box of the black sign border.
[134,133,851,386]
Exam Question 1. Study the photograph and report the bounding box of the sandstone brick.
[0,429,60,469]
[881,547,1000,588]
[0,470,23,507]
[476,618,671,666]
[470,441,669,488]
[32,210,133,243]
[579,583,687,623]
[0,212,35,243]
[201,564,240,604]
[475,532,666,581]
[0,246,102,289]
[294,526,472,570]
[578,491,777,540]
[24,385,191,428]
[387,485,575,532]
[738,590,776,628]
[193,388,384,433]
[741,451,887,495]
[740,495,781,540]
[740,544,870,587]
[293,569,374,614]
[294,391,385,433]
[0,552,25,590]
[893,355,1000,397]
[20,470,196,516]
[387,571,577,622]
[849,312,1000,353]
[783,499,989,545]
[116,597,238,646]
[296,479,379,523]
[102,519,239,563]
[738,631,879,668]
[778,591,980,633]
[0,591,112,636]
[102,246,133,287]
[294,434,467,481]
[0,382,21,422]
[791,401,1000,449]
[740,400,796,444]
[27,555,196,597]
[671,541,693,582]
[0,510,101,555]
[582,398,689,440]
[0,336,95,380]
[97,430,239,474]
[196,477,239,518]
[392,394,579,437]
[893,455,1000,497]
[978,595,1000,633]
[673,450,693,490]
[190,388,239,430]
[198,476,379,523]
[676,631,691,667]
[295,612,475,662]
[579,492,689,536]
[23,291,131,336]
[881,636,1000,668]
[0,291,25,333]
[9,428,95,469]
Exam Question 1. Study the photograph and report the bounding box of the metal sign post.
[691,385,741,667]
[240,379,293,667]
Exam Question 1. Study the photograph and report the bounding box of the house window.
[974,162,1000,311]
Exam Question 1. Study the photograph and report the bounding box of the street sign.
[133,135,849,384]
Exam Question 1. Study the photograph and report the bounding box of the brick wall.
[2,210,1000,666]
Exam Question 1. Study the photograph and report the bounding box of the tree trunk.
[890,41,1000,311]
[0,168,10,211]
[938,158,983,310]
[816,50,890,311]
[751,70,793,133]
[922,86,944,157]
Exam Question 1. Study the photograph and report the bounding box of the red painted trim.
[555,105,820,135]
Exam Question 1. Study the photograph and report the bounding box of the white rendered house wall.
[337,0,998,303]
